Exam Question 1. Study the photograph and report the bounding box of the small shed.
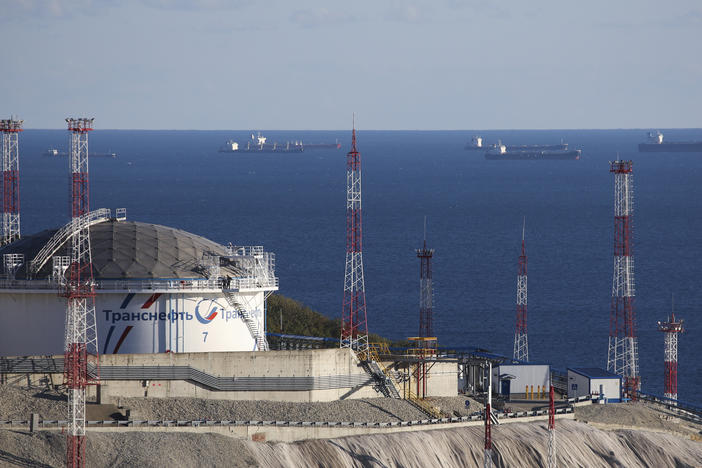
[567,368,621,403]
[494,364,550,399]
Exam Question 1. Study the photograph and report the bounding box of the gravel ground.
[0,431,259,468]
[0,384,431,423]
[122,396,429,422]
[424,396,483,417]
[0,385,66,420]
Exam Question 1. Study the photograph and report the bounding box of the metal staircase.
[222,290,269,351]
[360,343,446,418]
[405,387,443,419]
[362,359,401,398]
[360,344,401,399]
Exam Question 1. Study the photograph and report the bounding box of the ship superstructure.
[638,131,702,152]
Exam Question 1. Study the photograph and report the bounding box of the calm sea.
[16,128,702,404]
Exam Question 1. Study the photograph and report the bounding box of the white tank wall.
[0,289,266,356]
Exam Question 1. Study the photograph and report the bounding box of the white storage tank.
[0,214,278,356]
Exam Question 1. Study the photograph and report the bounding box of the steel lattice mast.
[340,119,368,352]
[548,383,556,468]
[607,160,639,398]
[514,219,528,361]
[658,312,683,400]
[484,361,493,468]
[64,117,99,468]
[0,117,22,245]
[417,217,434,338]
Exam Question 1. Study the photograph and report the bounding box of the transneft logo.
[195,300,219,325]
[102,299,250,324]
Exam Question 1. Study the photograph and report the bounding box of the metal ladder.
[222,291,269,351]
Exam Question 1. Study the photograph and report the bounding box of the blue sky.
[1,0,700,129]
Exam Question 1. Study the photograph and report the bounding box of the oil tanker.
[485,144,580,160]
[219,133,341,153]
[43,148,117,158]
[466,135,568,151]
[638,131,702,152]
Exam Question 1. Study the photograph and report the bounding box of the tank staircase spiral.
[222,290,269,351]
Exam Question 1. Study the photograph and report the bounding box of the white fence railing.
[0,276,279,292]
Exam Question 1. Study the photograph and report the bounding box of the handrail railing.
[29,208,112,276]
[0,407,575,430]
[406,388,443,418]
[637,391,702,418]
[0,276,279,292]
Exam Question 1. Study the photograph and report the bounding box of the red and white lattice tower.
[657,312,683,400]
[607,160,640,398]
[0,117,23,245]
[484,361,493,468]
[514,219,528,361]
[417,218,434,338]
[64,117,99,468]
[548,383,556,468]
[340,119,368,352]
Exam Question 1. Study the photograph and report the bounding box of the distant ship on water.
[485,143,581,160]
[465,135,568,151]
[43,148,117,158]
[638,131,702,152]
[219,133,341,153]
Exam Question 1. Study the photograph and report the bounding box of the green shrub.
[266,294,411,348]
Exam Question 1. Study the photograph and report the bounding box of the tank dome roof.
[1,220,238,280]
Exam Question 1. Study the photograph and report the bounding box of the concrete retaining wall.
[2,349,461,403]
[97,348,379,402]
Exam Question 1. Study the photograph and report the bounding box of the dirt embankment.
[575,401,702,439]
[1,385,701,467]
[1,419,701,468]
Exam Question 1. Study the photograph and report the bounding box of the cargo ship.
[219,133,341,153]
[466,135,568,151]
[43,148,117,158]
[485,143,580,160]
[464,136,486,150]
[638,131,702,152]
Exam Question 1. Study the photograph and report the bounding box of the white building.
[494,363,550,399]
[0,211,277,356]
[567,368,622,403]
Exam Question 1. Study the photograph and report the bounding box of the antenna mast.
[607,160,639,398]
[514,218,528,361]
[64,117,99,468]
[340,116,368,352]
[417,216,434,338]
[484,361,493,468]
[0,117,23,245]
[548,383,556,468]
[657,304,683,400]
